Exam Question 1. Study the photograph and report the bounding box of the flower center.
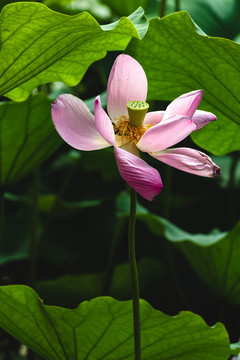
[127,100,149,127]
[114,115,153,144]
[113,100,153,145]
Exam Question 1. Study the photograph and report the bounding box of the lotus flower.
[51,54,220,201]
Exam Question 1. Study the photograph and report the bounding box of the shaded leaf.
[0,2,147,101]
[36,273,103,306]
[211,155,240,189]
[38,194,102,215]
[5,191,102,215]
[118,192,240,304]
[0,285,234,359]
[165,220,240,304]
[0,195,30,266]
[142,215,240,303]
[36,257,163,306]
[127,11,240,155]
[0,93,61,187]
[80,148,119,181]
[0,192,102,268]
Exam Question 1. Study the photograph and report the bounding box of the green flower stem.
[128,188,141,360]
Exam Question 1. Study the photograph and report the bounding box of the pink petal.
[143,111,165,126]
[107,54,148,124]
[51,94,110,151]
[137,116,196,153]
[114,147,163,201]
[192,110,217,131]
[150,147,221,177]
[94,96,115,146]
[163,90,203,121]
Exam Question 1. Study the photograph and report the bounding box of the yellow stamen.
[114,115,153,145]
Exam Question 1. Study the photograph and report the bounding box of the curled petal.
[94,96,115,146]
[163,90,203,121]
[150,147,221,177]
[137,116,196,153]
[143,111,165,126]
[107,54,148,124]
[192,110,217,131]
[114,147,163,201]
[51,94,110,151]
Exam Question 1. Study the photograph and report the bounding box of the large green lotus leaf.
[0,93,61,187]
[127,11,240,155]
[0,285,236,359]
[0,3,147,101]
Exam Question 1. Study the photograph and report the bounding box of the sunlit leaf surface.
[127,11,240,155]
[0,3,147,101]
[0,285,234,359]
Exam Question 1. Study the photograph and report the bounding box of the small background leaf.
[36,257,163,307]
[118,192,240,304]
[0,93,61,187]
[165,0,240,39]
